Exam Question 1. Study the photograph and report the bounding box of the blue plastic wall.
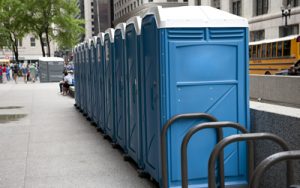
[125,23,143,168]
[81,45,87,114]
[86,45,93,118]
[91,42,98,123]
[141,15,249,187]
[96,39,105,131]
[104,34,115,140]
[74,48,80,108]
[114,30,127,149]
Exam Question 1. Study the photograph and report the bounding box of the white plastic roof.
[142,6,248,28]
[115,23,126,39]
[88,38,94,48]
[249,35,299,45]
[98,32,105,45]
[105,28,115,43]
[38,57,64,62]
[126,16,142,35]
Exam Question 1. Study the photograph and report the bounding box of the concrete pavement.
[0,80,157,188]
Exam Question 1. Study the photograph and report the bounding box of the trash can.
[125,16,143,167]
[104,28,116,140]
[96,33,106,131]
[140,6,249,187]
[114,23,127,150]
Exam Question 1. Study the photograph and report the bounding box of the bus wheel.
[265,71,271,75]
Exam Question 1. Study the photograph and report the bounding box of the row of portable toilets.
[73,6,300,188]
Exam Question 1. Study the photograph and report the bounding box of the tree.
[0,0,29,62]
[27,0,84,56]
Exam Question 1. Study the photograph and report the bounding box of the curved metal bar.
[181,121,252,188]
[208,133,292,188]
[160,113,218,188]
[250,150,300,188]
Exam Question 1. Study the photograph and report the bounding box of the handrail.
[208,133,293,188]
[160,113,218,188]
[181,121,252,188]
[250,150,300,188]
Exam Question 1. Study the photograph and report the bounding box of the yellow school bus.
[249,35,300,75]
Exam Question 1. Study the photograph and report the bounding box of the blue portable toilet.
[125,16,143,167]
[81,42,88,115]
[104,28,116,140]
[74,45,80,108]
[114,23,127,150]
[90,37,98,124]
[141,6,249,187]
[96,33,106,132]
[79,43,85,113]
[86,39,94,119]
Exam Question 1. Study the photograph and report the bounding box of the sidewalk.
[0,81,157,188]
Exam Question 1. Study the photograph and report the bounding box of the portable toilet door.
[80,43,86,114]
[125,16,143,168]
[104,28,116,141]
[90,38,98,124]
[96,33,106,132]
[83,41,89,116]
[141,6,249,187]
[79,43,85,113]
[114,23,127,150]
[86,40,93,119]
[74,45,79,107]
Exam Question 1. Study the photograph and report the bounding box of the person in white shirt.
[62,71,74,95]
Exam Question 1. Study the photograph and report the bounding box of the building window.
[42,38,47,47]
[30,37,35,47]
[290,0,299,7]
[279,24,299,37]
[18,39,23,47]
[255,0,268,16]
[195,0,201,5]
[211,0,220,9]
[250,30,265,42]
[232,0,241,16]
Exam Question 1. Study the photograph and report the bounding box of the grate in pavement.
[0,114,27,124]
[0,106,24,110]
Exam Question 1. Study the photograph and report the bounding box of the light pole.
[281,4,291,36]
[281,4,291,27]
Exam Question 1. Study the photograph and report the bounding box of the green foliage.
[0,0,84,57]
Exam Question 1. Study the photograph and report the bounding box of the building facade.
[0,35,57,63]
[93,0,113,34]
[188,0,300,41]
[113,0,188,25]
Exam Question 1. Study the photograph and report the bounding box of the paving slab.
[0,81,157,188]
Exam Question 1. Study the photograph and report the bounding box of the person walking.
[29,63,36,83]
[6,65,10,81]
[0,64,3,84]
[12,64,19,84]
[2,65,6,83]
[21,63,28,83]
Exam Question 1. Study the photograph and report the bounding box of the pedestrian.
[12,64,19,84]
[6,64,10,81]
[21,63,28,83]
[2,65,6,82]
[59,71,68,94]
[29,63,36,83]
[0,64,3,83]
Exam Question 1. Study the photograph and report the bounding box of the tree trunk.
[39,33,46,57]
[45,28,51,57]
[10,33,19,63]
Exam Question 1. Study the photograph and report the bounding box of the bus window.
[262,44,267,58]
[283,40,291,56]
[257,45,261,58]
[267,43,272,57]
[272,42,277,57]
[253,45,257,58]
[277,42,282,57]
[249,46,252,58]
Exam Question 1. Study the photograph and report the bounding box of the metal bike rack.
[181,121,252,188]
[250,150,300,188]
[208,133,293,188]
[160,113,218,188]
